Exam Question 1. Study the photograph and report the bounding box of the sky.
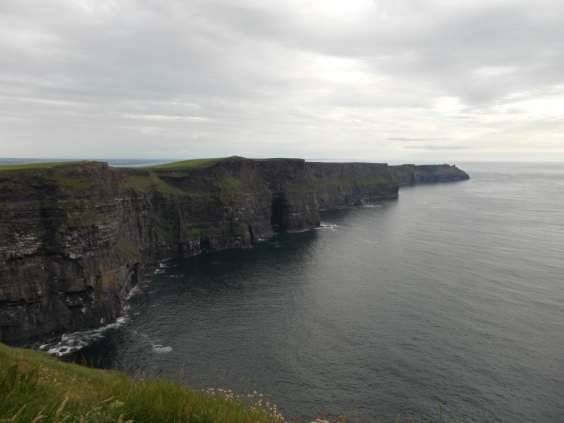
[0,0,563,163]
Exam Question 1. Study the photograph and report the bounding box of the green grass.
[149,156,244,171]
[0,342,284,423]
[0,161,91,172]
[219,176,242,202]
[124,172,186,195]
[0,161,102,192]
[48,174,90,191]
[185,226,209,239]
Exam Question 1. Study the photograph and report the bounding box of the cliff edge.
[0,158,469,344]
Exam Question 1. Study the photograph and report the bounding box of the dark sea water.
[73,162,564,422]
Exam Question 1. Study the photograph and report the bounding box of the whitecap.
[152,344,173,354]
[39,316,129,357]
[317,223,339,232]
[126,285,142,300]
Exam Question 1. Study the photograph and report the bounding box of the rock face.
[0,163,144,344]
[0,157,468,344]
[307,162,398,210]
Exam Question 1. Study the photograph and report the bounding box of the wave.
[316,222,340,232]
[152,344,173,354]
[39,316,128,357]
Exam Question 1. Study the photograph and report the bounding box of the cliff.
[307,162,398,210]
[0,158,468,344]
[0,162,144,344]
[390,164,469,186]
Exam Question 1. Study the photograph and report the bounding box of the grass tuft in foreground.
[0,342,284,423]
[0,344,451,423]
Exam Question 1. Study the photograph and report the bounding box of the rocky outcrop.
[0,157,468,344]
[391,164,469,186]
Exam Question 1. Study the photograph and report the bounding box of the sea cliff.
[0,157,468,344]
[390,163,470,186]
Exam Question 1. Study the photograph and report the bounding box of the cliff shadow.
[271,192,289,232]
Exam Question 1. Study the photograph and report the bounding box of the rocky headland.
[0,157,468,344]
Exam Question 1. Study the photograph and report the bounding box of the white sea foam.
[40,316,128,357]
[38,282,143,358]
[133,330,172,354]
[152,344,173,354]
[317,223,339,231]
[126,285,142,300]
[153,260,172,275]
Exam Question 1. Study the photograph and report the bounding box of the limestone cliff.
[391,164,469,186]
[307,162,398,210]
[0,162,143,344]
[0,157,468,344]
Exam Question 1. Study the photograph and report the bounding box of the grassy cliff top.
[149,156,245,170]
[0,342,283,422]
[0,161,76,171]
[0,161,103,173]
[0,157,241,173]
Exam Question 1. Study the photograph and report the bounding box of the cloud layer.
[1,0,563,161]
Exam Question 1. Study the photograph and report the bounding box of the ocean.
[56,162,564,421]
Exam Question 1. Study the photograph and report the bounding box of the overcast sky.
[1,0,563,162]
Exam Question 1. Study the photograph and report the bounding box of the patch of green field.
[47,174,90,191]
[124,172,186,195]
[219,176,242,201]
[149,156,244,170]
[0,342,283,422]
[0,161,90,172]
[185,226,209,239]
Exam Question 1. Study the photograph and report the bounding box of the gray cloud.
[388,137,448,143]
[0,0,563,161]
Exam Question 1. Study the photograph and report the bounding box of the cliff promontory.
[391,163,470,186]
[0,157,468,344]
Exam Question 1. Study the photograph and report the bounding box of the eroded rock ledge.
[0,157,468,344]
